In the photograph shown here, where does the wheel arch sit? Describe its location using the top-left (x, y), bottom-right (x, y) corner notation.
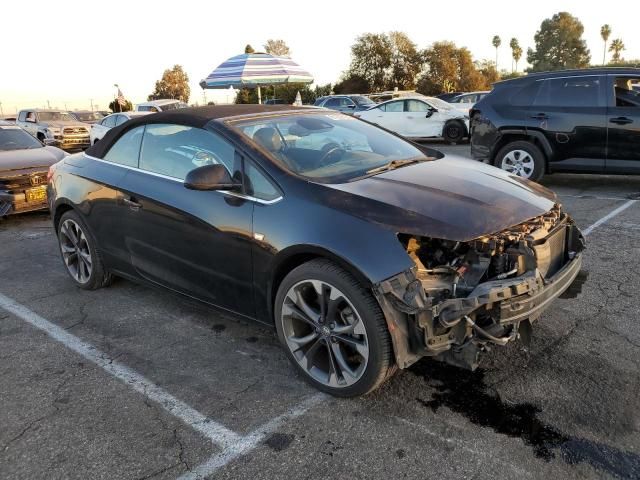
top-left (268, 245), bottom-right (373, 320)
top-left (52, 201), bottom-right (75, 233)
top-left (492, 129), bottom-right (552, 171)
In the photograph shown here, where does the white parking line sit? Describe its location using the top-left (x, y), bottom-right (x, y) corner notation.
top-left (0, 290), bottom-right (325, 477)
top-left (582, 199), bottom-right (637, 236)
top-left (0, 292), bottom-right (242, 448)
top-left (178, 393), bottom-right (326, 480)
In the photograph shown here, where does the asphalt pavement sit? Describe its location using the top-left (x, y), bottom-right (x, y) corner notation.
top-left (1, 143), bottom-right (639, 480)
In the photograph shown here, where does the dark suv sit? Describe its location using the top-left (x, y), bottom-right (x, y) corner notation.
top-left (470, 68), bottom-right (640, 181)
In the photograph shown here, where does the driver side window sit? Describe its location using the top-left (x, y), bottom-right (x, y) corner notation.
top-left (139, 124), bottom-right (236, 180)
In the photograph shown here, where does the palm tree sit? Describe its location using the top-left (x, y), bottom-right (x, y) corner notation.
top-left (513, 46), bottom-right (523, 72)
top-left (609, 38), bottom-right (625, 63)
top-left (509, 38), bottom-right (520, 72)
top-left (600, 24), bottom-right (612, 65)
top-left (492, 35), bottom-right (502, 70)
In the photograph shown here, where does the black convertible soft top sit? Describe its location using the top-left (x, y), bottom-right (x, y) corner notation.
top-left (86, 104), bottom-right (312, 159)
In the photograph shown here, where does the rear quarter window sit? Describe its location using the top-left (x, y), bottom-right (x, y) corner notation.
top-left (509, 81), bottom-right (542, 106)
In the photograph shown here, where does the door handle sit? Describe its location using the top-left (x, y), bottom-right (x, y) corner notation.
top-left (123, 197), bottom-right (142, 210)
top-left (610, 116), bottom-right (633, 125)
top-left (530, 113), bottom-right (549, 120)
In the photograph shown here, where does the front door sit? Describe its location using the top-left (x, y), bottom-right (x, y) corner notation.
top-left (605, 75), bottom-right (640, 173)
top-left (119, 123), bottom-right (255, 317)
top-left (404, 99), bottom-right (442, 137)
top-left (526, 74), bottom-right (607, 172)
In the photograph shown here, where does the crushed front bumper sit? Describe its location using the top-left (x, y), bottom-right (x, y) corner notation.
top-left (374, 223), bottom-right (585, 370)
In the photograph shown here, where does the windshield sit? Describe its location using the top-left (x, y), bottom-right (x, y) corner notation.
top-left (352, 96), bottom-right (375, 106)
top-left (74, 112), bottom-right (103, 121)
top-left (37, 112), bottom-right (75, 122)
top-left (232, 112), bottom-right (430, 183)
top-left (0, 126), bottom-right (42, 151)
top-left (424, 97), bottom-right (453, 110)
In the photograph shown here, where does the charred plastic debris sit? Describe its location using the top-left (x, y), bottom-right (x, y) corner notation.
top-left (374, 204), bottom-right (585, 370)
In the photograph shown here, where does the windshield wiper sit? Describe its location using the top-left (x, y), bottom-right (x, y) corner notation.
top-left (366, 158), bottom-right (421, 175)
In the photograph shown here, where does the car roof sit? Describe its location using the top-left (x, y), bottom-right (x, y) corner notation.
top-left (19, 108), bottom-right (71, 113)
top-left (495, 67), bottom-right (640, 85)
top-left (86, 105), bottom-right (317, 159)
top-left (137, 99), bottom-right (183, 107)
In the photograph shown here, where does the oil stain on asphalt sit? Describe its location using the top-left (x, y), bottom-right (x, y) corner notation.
top-left (411, 361), bottom-right (640, 479)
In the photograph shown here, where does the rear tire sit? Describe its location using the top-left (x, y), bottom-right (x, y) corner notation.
top-left (443, 120), bottom-right (466, 144)
top-left (274, 259), bottom-right (395, 397)
top-left (57, 210), bottom-right (112, 290)
top-left (494, 140), bottom-right (545, 182)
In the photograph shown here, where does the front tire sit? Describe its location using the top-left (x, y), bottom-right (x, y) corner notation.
top-left (494, 141), bottom-right (545, 181)
top-left (443, 120), bottom-right (466, 144)
top-left (57, 210), bottom-right (112, 290)
top-left (275, 259), bottom-right (395, 397)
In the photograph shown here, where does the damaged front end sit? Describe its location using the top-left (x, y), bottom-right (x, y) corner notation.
top-left (374, 204), bottom-right (585, 370)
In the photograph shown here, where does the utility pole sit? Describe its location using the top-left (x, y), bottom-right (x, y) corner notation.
top-left (64, 103), bottom-right (68, 111)
top-left (90, 99), bottom-right (94, 112)
top-left (47, 100), bottom-right (51, 109)
top-left (0, 102), bottom-right (3, 116)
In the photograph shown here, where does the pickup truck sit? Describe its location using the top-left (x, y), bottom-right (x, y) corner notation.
top-left (16, 109), bottom-right (91, 151)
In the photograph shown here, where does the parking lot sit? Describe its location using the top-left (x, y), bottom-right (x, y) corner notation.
top-left (1, 143), bottom-right (639, 480)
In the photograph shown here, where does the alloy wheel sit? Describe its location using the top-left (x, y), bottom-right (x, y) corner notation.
top-left (59, 219), bottom-right (93, 284)
top-left (280, 280), bottom-right (369, 388)
top-left (500, 149), bottom-right (535, 178)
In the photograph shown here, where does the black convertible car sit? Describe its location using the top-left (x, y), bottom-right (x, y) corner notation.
top-left (47, 105), bottom-right (584, 396)
top-left (1, 121), bottom-right (66, 216)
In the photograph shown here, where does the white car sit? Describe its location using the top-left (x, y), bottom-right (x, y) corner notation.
top-left (356, 96), bottom-right (470, 143)
top-left (90, 112), bottom-right (150, 145)
top-left (135, 99), bottom-right (188, 112)
top-left (447, 91), bottom-right (490, 113)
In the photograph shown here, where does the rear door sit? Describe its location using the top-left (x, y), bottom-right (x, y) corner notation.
top-left (605, 75), bottom-right (640, 173)
top-left (528, 75), bottom-right (607, 172)
top-left (118, 123), bottom-right (255, 317)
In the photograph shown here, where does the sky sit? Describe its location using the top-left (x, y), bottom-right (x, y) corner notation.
top-left (1, 0), bottom-right (638, 114)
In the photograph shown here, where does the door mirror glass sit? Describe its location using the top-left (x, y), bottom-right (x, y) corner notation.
top-left (184, 164), bottom-right (241, 191)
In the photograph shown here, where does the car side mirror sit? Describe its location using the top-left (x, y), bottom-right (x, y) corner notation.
top-left (184, 164), bottom-right (241, 191)
top-left (425, 110), bottom-right (434, 118)
top-left (346, 104), bottom-right (356, 109)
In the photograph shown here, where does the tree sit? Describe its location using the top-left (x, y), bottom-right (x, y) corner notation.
top-left (527, 12), bottom-right (590, 72)
top-left (333, 74), bottom-right (370, 94)
top-left (108, 98), bottom-right (132, 112)
top-left (477, 60), bottom-right (500, 86)
top-left (264, 39), bottom-right (291, 57)
top-left (509, 38), bottom-right (522, 72)
top-left (416, 41), bottom-right (487, 95)
top-left (387, 31), bottom-right (422, 90)
top-left (492, 35), bottom-right (502, 70)
top-left (609, 38), bottom-right (625, 63)
top-left (148, 65), bottom-right (190, 103)
top-left (347, 33), bottom-right (392, 91)
top-left (600, 24), bottom-right (612, 65)
top-left (244, 44), bottom-right (255, 54)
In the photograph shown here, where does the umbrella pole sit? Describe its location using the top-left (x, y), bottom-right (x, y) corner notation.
top-left (257, 86), bottom-right (262, 105)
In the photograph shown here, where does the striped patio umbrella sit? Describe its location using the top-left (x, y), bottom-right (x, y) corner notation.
top-left (200, 53), bottom-right (314, 103)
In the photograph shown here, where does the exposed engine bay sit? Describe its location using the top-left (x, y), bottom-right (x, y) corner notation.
top-left (374, 204), bottom-right (585, 370)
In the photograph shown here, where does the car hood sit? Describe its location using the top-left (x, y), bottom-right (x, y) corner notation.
top-left (323, 156), bottom-right (557, 241)
top-left (0, 146), bottom-right (66, 174)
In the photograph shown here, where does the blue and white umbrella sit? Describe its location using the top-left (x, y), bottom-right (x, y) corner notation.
top-left (200, 53), bottom-right (313, 103)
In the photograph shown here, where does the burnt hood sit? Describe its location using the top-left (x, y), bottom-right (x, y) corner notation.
top-left (324, 156), bottom-right (557, 241)
top-left (0, 146), bottom-right (66, 174)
